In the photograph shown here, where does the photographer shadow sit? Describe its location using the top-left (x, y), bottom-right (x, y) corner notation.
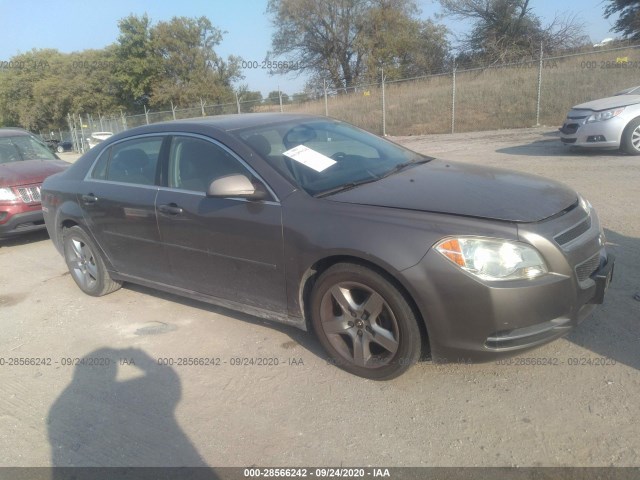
top-left (47, 347), bottom-right (215, 472)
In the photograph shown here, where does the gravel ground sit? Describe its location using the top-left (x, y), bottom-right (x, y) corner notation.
top-left (0, 129), bottom-right (638, 468)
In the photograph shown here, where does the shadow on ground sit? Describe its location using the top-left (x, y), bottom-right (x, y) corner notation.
top-left (496, 134), bottom-right (628, 158)
top-left (47, 347), bottom-right (217, 473)
top-left (123, 282), bottom-right (331, 363)
top-left (566, 228), bottom-right (640, 371)
top-left (0, 229), bottom-right (49, 248)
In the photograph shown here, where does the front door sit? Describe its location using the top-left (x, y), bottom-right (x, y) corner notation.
top-left (155, 135), bottom-right (287, 314)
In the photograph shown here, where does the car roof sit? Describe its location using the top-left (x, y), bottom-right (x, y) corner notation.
top-left (126, 113), bottom-right (329, 135)
top-left (0, 128), bottom-right (31, 138)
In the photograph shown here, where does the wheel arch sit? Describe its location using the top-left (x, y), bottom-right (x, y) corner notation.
top-left (298, 254), bottom-right (430, 353)
top-left (621, 115), bottom-right (640, 153)
top-left (57, 212), bottom-right (115, 272)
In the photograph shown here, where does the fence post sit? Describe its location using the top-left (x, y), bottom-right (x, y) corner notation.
top-left (171, 101), bottom-right (177, 120)
top-left (323, 79), bottom-right (328, 116)
top-left (120, 110), bottom-right (127, 131)
top-left (451, 65), bottom-right (456, 134)
top-left (78, 114), bottom-right (86, 153)
top-left (66, 114), bottom-right (75, 152)
top-left (536, 41), bottom-right (543, 127)
top-left (235, 93), bottom-right (241, 114)
top-left (381, 68), bottom-right (386, 136)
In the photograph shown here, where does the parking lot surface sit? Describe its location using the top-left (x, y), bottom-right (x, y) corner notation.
top-left (0, 129), bottom-right (638, 467)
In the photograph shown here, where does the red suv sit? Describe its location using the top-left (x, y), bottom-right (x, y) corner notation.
top-left (0, 128), bottom-right (69, 238)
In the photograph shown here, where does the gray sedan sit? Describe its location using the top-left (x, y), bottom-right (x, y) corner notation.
top-left (41, 114), bottom-right (614, 379)
top-left (560, 86), bottom-right (640, 154)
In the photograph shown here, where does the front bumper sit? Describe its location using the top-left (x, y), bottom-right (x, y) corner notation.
top-left (400, 208), bottom-right (613, 363)
top-left (559, 116), bottom-right (625, 148)
top-left (0, 208), bottom-right (46, 237)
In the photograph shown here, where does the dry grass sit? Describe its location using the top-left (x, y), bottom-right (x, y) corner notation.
top-left (277, 46), bottom-right (640, 135)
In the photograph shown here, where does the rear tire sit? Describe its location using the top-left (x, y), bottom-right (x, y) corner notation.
top-left (310, 263), bottom-right (421, 380)
top-left (62, 226), bottom-right (121, 296)
top-left (620, 117), bottom-right (640, 155)
top-left (56, 145), bottom-right (64, 153)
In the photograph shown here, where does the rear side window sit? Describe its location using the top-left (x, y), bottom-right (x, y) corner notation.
top-left (168, 136), bottom-right (250, 192)
top-left (96, 137), bottom-right (163, 185)
top-left (91, 148), bottom-right (110, 180)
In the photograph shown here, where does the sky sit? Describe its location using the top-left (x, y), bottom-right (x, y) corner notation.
top-left (0, 0), bottom-right (621, 98)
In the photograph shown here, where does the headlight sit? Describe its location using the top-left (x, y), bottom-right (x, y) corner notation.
top-left (0, 188), bottom-right (17, 201)
top-left (435, 237), bottom-right (548, 281)
top-left (578, 194), bottom-right (591, 215)
top-left (586, 107), bottom-right (625, 123)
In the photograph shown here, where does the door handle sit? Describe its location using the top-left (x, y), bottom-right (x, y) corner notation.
top-left (81, 194), bottom-right (98, 204)
top-left (158, 203), bottom-right (183, 215)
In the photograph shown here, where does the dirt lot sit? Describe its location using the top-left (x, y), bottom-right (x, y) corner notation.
top-left (0, 128), bottom-right (638, 467)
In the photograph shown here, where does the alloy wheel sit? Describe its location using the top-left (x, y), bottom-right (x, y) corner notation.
top-left (319, 281), bottom-right (400, 368)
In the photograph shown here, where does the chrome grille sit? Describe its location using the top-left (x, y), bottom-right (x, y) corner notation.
top-left (575, 252), bottom-right (601, 283)
top-left (16, 185), bottom-right (42, 204)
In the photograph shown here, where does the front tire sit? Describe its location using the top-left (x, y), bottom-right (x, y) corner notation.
top-left (310, 263), bottom-right (422, 380)
top-left (62, 226), bottom-right (121, 296)
top-left (620, 117), bottom-right (640, 155)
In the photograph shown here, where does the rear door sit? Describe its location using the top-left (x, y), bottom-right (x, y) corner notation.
top-left (155, 134), bottom-right (287, 314)
top-left (80, 135), bottom-right (171, 282)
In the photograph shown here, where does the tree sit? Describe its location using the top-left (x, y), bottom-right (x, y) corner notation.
top-left (112, 14), bottom-right (243, 111)
top-left (360, 2), bottom-right (450, 80)
top-left (291, 92), bottom-right (310, 103)
top-left (113, 14), bottom-right (160, 110)
top-left (267, 0), bottom-right (449, 89)
top-left (438, 0), bottom-right (587, 65)
top-left (0, 48), bottom-right (120, 130)
top-left (236, 85), bottom-right (263, 111)
top-left (150, 16), bottom-right (241, 107)
top-left (267, 90), bottom-right (290, 104)
top-left (605, 0), bottom-right (640, 40)
top-left (0, 14), bottom-right (243, 130)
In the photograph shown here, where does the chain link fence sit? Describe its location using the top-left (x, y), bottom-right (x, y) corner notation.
top-left (62, 43), bottom-right (640, 152)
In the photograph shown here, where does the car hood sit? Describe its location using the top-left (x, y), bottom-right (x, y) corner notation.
top-left (328, 160), bottom-right (577, 223)
top-left (0, 159), bottom-right (69, 188)
top-left (571, 94), bottom-right (640, 111)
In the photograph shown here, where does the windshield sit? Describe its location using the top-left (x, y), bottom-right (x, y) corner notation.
top-left (0, 134), bottom-right (57, 164)
top-left (237, 119), bottom-right (431, 196)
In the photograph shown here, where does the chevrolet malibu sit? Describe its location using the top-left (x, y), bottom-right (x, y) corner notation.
top-left (42, 114), bottom-right (614, 379)
top-left (560, 86), bottom-right (640, 153)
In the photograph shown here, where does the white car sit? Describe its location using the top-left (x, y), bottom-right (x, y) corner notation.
top-left (560, 86), bottom-right (640, 154)
top-left (87, 131), bottom-right (114, 149)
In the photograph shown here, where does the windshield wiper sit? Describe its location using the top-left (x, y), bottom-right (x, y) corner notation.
top-left (314, 157), bottom-right (432, 198)
top-left (314, 176), bottom-right (382, 198)
top-left (380, 157), bottom-right (432, 179)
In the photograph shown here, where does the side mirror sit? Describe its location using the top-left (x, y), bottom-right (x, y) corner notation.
top-left (206, 174), bottom-right (269, 201)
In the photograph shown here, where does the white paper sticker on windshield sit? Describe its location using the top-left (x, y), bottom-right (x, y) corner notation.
top-left (282, 145), bottom-right (336, 172)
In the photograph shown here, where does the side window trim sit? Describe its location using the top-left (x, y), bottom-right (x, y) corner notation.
top-left (164, 132), bottom-right (280, 203)
top-left (84, 133), bottom-right (165, 186)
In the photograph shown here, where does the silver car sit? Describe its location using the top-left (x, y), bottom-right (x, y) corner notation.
top-left (560, 86), bottom-right (640, 154)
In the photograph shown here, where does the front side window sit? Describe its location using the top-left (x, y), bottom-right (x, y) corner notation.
top-left (102, 137), bottom-right (163, 185)
top-left (168, 136), bottom-right (250, 193)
